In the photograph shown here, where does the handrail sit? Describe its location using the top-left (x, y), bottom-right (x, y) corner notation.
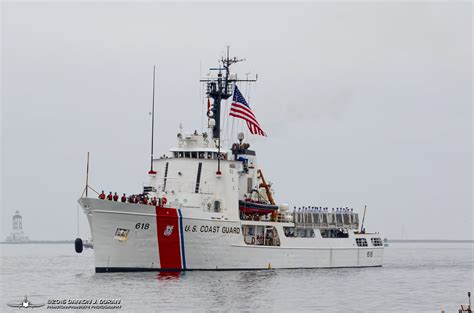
top-left (292, 212), bottom-right (359, 230)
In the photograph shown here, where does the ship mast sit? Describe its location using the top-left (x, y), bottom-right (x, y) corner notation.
top-left (200, 47), bottom-right (257, 174)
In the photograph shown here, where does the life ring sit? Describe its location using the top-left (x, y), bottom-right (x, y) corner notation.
top-left (251, 237), bottom-right (256, 245)
top-left (162, 197), bottom-right (167, 205)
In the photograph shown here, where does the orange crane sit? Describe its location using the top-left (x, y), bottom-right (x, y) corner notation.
top-left (257, 169), bottom-right (275, 205)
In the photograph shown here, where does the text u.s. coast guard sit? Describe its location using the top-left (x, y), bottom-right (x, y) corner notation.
top-left (184, 225), bottom-right (240, 234)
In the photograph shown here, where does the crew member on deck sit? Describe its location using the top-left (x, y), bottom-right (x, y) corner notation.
top-left (113, 192), bottom-right (119, 201)
top-left (107, 192), bottom-right (113, 201)
top-left (99, 191), bottom-right (106, 200)
top-left (121, 193), bottom-right (127, 202)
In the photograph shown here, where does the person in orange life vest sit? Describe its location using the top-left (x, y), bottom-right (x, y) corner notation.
top-left (121, 193), bottom-right (127, 202)
top-left (113, 192), bottom-right (119, 201)
top-left (151, 197), bottom-right (157, 206)
top-left (99, 190), bottom-right (106, 200)
top-left (107, 192), bottom-right (113, 201)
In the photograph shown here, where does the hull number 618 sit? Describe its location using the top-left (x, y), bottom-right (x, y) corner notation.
top-left (135, 223), bottom-right (150, 230)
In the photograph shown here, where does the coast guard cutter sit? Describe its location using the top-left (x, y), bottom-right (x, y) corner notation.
top-left (77, 49), bottom-right (384, 272)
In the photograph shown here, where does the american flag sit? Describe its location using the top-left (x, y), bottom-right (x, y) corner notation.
top-left (229, 86), bottom-right (266, 136)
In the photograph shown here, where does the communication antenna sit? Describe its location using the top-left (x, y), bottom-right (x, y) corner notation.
top-left (149, 66), bottom-right (157, 174)
top-left (200, 46), bottom-right (257, 175)
top-left (80, 152), bottom-right (99, 198)
top-left (360, 205), bottom-right (367, 233)
top-left (85, 152), bottom-right (90, 197)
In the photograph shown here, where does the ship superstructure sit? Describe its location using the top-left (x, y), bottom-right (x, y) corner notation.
top-left (77, 50), bottom-right (384, 272)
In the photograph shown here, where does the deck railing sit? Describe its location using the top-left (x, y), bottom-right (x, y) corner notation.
top-left (292, 212), bottom-right (359, 229)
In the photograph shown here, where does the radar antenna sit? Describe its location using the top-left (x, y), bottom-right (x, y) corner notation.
top-left (200, 46), bottom-right (257, 174)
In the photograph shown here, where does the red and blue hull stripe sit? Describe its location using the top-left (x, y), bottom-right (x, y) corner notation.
top-left (155, 207), bottom-right (186, 271)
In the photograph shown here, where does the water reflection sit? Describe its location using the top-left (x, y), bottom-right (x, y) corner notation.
top-left (3, 243), bottom-right (470, 312)
top-left (237, 269), bottom-right (278, 284)
top-left (156, 271), bottom-right (184, 280)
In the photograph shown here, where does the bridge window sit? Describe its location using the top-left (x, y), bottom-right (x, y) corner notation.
top-left (356, 238), bottom-right (368, 247)
top-left (176, 151), bottom-right (214, 159)
top-left (371, 237), bottom-right (383, 246)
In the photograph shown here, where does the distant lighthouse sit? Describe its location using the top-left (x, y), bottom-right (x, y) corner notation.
top-left (5, 210), bottom-right (29, 242)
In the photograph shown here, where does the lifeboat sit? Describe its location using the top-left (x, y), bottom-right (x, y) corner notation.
top-left (239, 200), bottom-right (279, 215)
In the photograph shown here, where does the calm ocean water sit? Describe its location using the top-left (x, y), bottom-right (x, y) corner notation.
top-left (0, 243), bottom-right (472, 312)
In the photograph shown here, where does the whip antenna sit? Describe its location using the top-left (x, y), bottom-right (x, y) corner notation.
top-left (149, 66), bottom-right (157, 174)
top-left (85, 152), bottom-right (90, 197)
top-left (360, 205), bottom-right (367, 233)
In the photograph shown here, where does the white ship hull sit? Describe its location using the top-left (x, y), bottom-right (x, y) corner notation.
top-left (79, 198), bottom-right (383, 272)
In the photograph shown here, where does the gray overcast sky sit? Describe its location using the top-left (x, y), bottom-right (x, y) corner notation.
top-left (1, 2), bottom-right (472, 240)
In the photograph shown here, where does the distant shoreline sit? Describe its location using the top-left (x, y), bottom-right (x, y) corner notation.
top-left (387, 239), bottom-right (473, 243)
top-left (1, 239), bottom-right (472, 244)
top-left (0, 240), bottom-right (74, 244)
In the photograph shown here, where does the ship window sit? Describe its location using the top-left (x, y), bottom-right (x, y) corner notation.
top-left (356, 238), bottom-right (368, 247)
top-left (173, 152), bottom-right (179, 158)
top-left (284, 227), bottom-right (296, 237)
top-left (371, 237), bottom-right (383, 247)
top-left (284, 227), bottom-right (314, 238)
top-left (185, 152), bottom-right (190, 158)
top-left (297, 228), bottom-right (315, 238)
top-left (191, 152), bottom-right (197, 159)
top-left (199, 152), bottom-right (204, 159)
top-left (207, 152), bottom-right (212, 159)
top-left (320, 229), bottom-right (349, 238)
top-left (213, 200), bottom-right (221, 213)
top-left (243, 225), bottom-right (280, 246)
